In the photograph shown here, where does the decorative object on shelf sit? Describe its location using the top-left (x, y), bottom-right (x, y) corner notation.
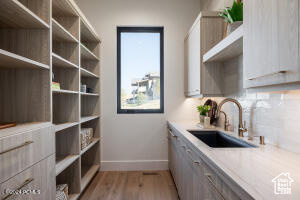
top-left (81, 84), bottom-right (87, 93)
top-left (56, 184), bottom-right (68, 200)
top-left (197, 105), bottom-right (211, 126)
top-left (204, 116), bottom-right (211, 129)
top-left (52, 82), bottom-right (61, 90)
top-left (87, 88), bottom-right (93, 93)
top-left (204, 99), bottom-right (218, 124)
top-left (80, 128), bottom-right (94, 150)
top-left (0, 122), bottom-right (16, 129)
top-left (219, 0), bottom-right (243, 37)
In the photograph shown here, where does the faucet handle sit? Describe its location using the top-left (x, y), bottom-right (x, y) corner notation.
top-left (241, 121), bottom-right (248, 132)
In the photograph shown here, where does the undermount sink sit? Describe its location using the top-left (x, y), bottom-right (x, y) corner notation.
top-left (188, 130), bottom-right (257, 148)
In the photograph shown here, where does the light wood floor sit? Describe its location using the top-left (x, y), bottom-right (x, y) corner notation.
top-left (80, 171), bottom-right (179, 200)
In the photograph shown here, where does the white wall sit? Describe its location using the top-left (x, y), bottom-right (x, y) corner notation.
top-left (75, 0), bottom-right (201, 170)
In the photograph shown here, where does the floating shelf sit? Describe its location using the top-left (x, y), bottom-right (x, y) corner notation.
top-left (80, 116), bottom-right (99, 123)
top-left (52, 19), bottom-right (78, 43)
top-left (80, 44), bottom-right (99, 61)
top-left (80, 68), bottom-right (99, 78)
top-left (0, 49), bottom-right (50, 70)
top-left (52, 53), bottom-right (79, 69)
top-left (81, 164), bottom-right (100, 192)
top-left (80, 92), bottom-right (99, 97)
top-left (55, 122), bottom-right (79, 132)
top-left (203, 25), bottom-right (243, 63)
top-left (80, 138), bottom-right (100, 155)
top-left (55, 155), bottom-right (79, 176)
top-left (53, 89), bottom-right (79, 94)
top-left (0, 0), bottom-right (49, 29)
top-left (52, 0), bottom-right (78, 17)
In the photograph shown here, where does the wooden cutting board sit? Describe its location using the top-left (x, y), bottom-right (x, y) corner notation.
top-left (0, 123), bottom-right (16, 129)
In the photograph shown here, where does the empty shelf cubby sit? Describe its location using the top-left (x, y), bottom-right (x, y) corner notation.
top-left (53, 93), bottom-right (79, 124)
top-left (0, 69), bottom-right (51, 123)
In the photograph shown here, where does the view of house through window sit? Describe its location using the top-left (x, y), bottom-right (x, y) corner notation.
top-left (117, 27), bottom-right (164, 113)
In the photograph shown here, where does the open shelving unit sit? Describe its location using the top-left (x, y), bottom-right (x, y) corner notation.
top-left (203, 24), bottom-right (243, 63)
top-left (0, 0), bottom-right (50, 29)
top-left (0, 0), bottom-right (101, 199)
top-left (0, 0), bottom-right (51, 136)
top-left (51, 0), bottom-right (101, 199)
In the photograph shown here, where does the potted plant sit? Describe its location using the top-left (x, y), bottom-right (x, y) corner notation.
top-left (219, 0), bottom-right (243, 37)
top-left (197, 105), bottom-right (211, 126)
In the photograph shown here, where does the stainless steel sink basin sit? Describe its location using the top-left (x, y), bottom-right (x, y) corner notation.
top-left (188, 131), bottom-right (257, 148)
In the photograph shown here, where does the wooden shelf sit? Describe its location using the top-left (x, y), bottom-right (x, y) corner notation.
top-left (81, 164), bottom-right (100, 192)
top-left (0, 49), bottom-right (50, 70)
top-left (53, 89), bottom-right (79, 94)
top-left (80, 68), bottom-right (99, 78)
top-left (80, 116), bottom-right (99, 123)
top-left (80, 138), bottom-right (100, 155)
top-left (80, 92), bottom-right (99, 97)
top-left (55, 122), bottom-right (79, 132)
top-left (0, 0), bottom-right (49, 29)
top-left (52, 0), bottom-right (78, 17)
top-left (52, 53), bottom-right (79, 69)
top-left (55, 155), bottom-right (80, 176)
top-left (80, 20), bottom-right (101, 43)
top-left (203, 25), bottom-right (243, 63)
top-left (52, 19), bottom-right (78, 43)
top-left (80, 44), bottom-right (99, 61)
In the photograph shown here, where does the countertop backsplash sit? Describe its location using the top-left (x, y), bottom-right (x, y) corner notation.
top-left (199, 55), bottom-right (300, 154)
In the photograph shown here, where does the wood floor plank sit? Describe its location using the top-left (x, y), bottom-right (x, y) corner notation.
top-left (80, 172), bottom-right (104, 200)
top-left (79, 171), bottom-right (178, 200)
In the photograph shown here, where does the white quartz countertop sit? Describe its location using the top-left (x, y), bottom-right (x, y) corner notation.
top-left (168, 121), bottom-right (300, 200)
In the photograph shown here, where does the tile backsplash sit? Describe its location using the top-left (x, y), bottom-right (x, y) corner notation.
top-left (200, 55), bottom-right (300, 154)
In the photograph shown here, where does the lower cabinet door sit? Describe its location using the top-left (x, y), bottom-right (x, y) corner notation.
top-left (0, 155), bottom-right (55, 200)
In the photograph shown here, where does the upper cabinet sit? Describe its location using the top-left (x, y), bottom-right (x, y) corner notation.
top-left (185, 12), bottom-right (225, 97)
top-left (243, 0), bottom-right (300, 88)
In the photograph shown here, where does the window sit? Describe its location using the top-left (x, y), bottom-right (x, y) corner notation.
top-left (117, 27), bottom-right (164, 114)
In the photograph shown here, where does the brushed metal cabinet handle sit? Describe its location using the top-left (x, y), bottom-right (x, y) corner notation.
top-left (3, 178), bottom-right (34, 200)
top-left (168, 129), bottom-right (177, 138)
top-left (0, 141), bottom-right (34, 155)
top-left (205, 173), bottom-right (226, 200)
top-left (248, 70), bottom-right (287, 80)
top-left (186, 149), bottom-right (200, 164)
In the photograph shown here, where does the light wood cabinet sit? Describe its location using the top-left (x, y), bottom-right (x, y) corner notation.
top-left (184, 12), bottom-right (225, 97)
top-left (243, 0), bottom-right (300, 88)
top-left (0, 155), bottom-right (55, 200)
top-left (0, 125), bottom-right (55, 183)
top-left (168, 127), bottom-right (253, 200)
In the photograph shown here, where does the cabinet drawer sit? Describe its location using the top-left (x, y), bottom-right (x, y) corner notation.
top-left (202, 161), bottom-right (241, 200)
top-left (0, 155), bottom-right (55, 200)
top-left (0, 126), bottom-right (55, 183)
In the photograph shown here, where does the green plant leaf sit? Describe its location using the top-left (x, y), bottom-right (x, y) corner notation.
top-left (219, 0), bottom-right (243, 23)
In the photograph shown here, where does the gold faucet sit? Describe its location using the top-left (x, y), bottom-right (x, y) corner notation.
top-left (216, 98), bottom-right (247, 137)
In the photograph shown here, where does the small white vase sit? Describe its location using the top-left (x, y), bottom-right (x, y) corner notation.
top-left (199, 115), bottom-right (205, 126)
top-left (227, 21), bottom-right (243, 36)
top-left (204, 117), bottom-right (211, 129)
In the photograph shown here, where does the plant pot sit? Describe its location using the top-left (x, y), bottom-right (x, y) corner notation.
top-left (199, 115), bottom-right (205, 126)
top-left (226, 21), bottom-right (243, 36)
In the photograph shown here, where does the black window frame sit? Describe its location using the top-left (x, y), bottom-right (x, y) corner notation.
top-left (117, 26), bottom-right (164, 114)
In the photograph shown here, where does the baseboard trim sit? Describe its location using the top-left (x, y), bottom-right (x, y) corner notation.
top-left (100, 160), bottom-right (168, 171)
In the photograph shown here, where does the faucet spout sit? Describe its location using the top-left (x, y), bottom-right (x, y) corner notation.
top-left (216, 98), bottom-right (246, 137)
